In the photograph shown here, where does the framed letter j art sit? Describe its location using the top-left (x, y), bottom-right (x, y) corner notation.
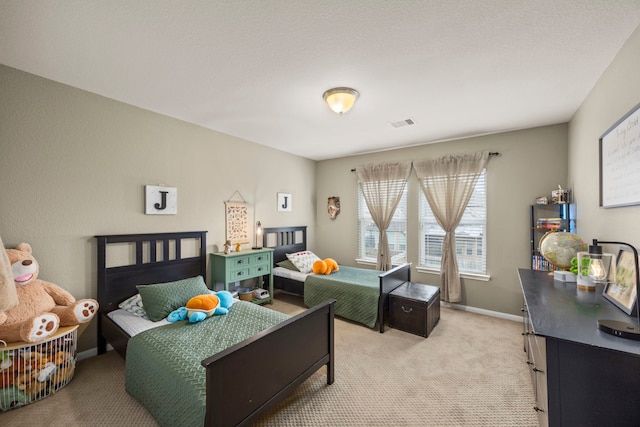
top-left (278, 193), bottom-right (292, 212)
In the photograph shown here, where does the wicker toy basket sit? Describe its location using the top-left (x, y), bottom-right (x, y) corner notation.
top-left (0, 325), bottom-right (78, 411)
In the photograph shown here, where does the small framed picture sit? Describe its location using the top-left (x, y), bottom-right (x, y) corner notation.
top-left (603, 247), bottom-right (638, 316)
top-left (145, 185), bottom-right (177, 215)
top-left (278, 193), bottom-right (292, 212)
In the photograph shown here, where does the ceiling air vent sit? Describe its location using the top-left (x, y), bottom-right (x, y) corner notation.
top-left (390, 118), bottom-right (415, 128)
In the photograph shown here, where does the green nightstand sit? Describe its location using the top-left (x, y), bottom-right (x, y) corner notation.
top-left (210, 248), bottom-right (273, 304)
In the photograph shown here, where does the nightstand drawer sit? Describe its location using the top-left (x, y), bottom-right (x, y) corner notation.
top-left (230, 257), bottom-right (250, 268)
top-left (389, 282), bottom-right (440, 338)
top-left (250, 253), bottom-right (270, 265)
top-left (229, 267), bottom-right (251, 280)
top-left (251, 264), bottom-right (270, 276)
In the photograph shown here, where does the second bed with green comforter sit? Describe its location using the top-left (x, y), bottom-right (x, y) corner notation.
top-left (303, 265), bottom-right (383, 328)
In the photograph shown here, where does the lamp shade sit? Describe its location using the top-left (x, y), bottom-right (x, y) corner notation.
top-left (323, 87), bottom-right (359, 114)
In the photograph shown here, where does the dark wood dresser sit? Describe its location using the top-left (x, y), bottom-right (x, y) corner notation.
top-left (518, 268), bottom-right (640, 427)
top-left (389, 282), bottom-right (440, 337)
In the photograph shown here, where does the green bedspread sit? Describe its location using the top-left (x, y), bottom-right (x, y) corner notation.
top-left (125, 301), bottom-right (289, 427)
top-left (304, 265), bottom-right (382, 328)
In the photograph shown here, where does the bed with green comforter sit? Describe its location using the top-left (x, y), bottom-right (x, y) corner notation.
top-left (125, 301), bottom-right (289, 427)
top-left (303, 266), bottom-right (383, 328)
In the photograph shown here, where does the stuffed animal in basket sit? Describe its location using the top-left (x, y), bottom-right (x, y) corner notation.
top-left (167, 291), bottom-right (234, 323)
top-left (0, 243), bottom-right (98, 343)
top-left (312, 258), bottom-right (340, 275)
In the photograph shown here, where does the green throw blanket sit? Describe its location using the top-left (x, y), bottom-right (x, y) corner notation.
top-left (125, 301), bottom-right (289, 427)
top-left (304, 265), bottom-right (382, 328)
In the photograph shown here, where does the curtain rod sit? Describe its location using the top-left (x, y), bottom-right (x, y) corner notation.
top-left (350, 151), bottom-right (500, 172)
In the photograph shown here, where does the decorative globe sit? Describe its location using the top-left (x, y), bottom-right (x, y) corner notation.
top-left (539, 232), bottom-right (587, 270)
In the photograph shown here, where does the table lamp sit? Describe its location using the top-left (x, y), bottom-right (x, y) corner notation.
top-left (576, 244), bottom-right (614, 291)
top-left (252, 221), bottom-right (263, 250)
top-left (591, 239), bottom-right (640, 341)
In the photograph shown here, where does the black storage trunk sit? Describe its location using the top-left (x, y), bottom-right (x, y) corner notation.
top-left (389, 282), bottom-right (440, 337)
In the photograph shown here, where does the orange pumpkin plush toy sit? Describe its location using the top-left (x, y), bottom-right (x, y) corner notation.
top-left (0, 243), bottom-right (98, 343)
top-left (324, 258), bottom-right (339, 274)
top-left (312, 258), bottom-right (339, 275)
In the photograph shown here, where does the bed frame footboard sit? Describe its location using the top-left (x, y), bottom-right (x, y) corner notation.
top-left (202, 299), bottom-right (336, 427)
top-left (378, 263), bottom-right (411, 333)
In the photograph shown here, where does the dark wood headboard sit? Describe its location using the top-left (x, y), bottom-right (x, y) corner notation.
top-left (95, 231), bottom-right (207, 313)
top-left (262, 226), bottom-right (307, 265)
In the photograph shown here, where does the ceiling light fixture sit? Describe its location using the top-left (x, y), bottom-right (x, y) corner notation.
top-left (323, 87), bottom-right (359, 114)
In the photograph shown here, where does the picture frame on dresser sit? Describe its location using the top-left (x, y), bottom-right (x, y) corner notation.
top-left (603, 247), bottom-right (638, 316)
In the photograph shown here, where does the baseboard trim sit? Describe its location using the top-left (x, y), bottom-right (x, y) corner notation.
top-left (78, 344), bottom-right (113, 361)
top-left (442, 302), bottom-right (523, 323)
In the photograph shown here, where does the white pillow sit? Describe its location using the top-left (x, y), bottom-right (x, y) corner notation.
top-left (286, 251), bottom-right (321, 274)
top-left (118, 294), bottom-right (149, 320)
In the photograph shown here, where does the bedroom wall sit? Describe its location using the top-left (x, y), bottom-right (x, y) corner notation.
top-left (0, 65), bottom-right (317, 352)
top-left (315, 124), bottom-right (568, 317)
top-left (568, 25), bottom-right (640, 249)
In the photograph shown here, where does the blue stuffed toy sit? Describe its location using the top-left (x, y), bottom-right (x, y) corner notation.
top-left (167, 290), bottom-right (234, 323)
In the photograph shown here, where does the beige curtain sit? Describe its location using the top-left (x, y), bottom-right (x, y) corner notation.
top-left (356, 161), bottom-right (411, 271)
top-left (414, 151), bottom-right (490, 302)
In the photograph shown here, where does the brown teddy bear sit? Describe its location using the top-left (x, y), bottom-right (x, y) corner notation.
top-left (0, 243), bottom-right (98, 343)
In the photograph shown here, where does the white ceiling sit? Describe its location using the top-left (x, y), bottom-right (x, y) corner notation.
top-left (2, 1), bottom-right (640, 161)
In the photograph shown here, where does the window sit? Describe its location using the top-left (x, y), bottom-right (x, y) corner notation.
top-left (419, 171), bottom-right (486, 274)
top-left (358, 186), bottom-right (407, 264)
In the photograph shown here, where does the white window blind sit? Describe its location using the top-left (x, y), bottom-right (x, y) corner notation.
top-left (418, 170), bottom-right (487, 274)
top-left (358, 185), bottom-right (407, 264)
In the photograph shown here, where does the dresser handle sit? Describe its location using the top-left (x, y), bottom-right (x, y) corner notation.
top-left (257, 267), bottom-right (263, 272)
top-left (533, 367), bottom-right (544, 374)
top-left (401, 306), bottom-right (413, 313)
top-left (534, 407), bottom-right (545, 413)
top-left (236, 271), bottom-right (245, 277)
top-left (257, 256), bottom-right (263, 261)
top-left (236, 259), bottom-right (245, 265)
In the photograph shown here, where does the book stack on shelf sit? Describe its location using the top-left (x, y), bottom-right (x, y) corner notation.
top-left (536, 218), bottom-right (562, 230)
top-left (532, 255), bottom-right (554, 271)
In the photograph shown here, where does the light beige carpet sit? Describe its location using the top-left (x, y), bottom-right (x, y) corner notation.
top-left (1, 292), bottom-right (538, 426)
